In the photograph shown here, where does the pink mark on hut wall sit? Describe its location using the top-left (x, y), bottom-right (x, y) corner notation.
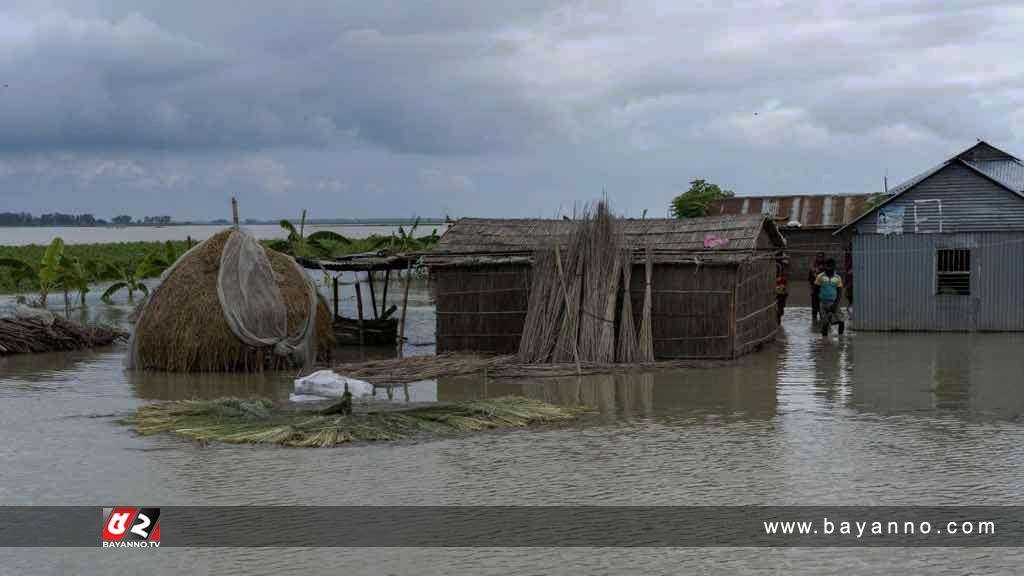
top-left (703, 234), bottom-right (730, 249)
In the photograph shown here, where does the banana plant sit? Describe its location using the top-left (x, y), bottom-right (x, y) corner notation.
top-left (101, 257), bottom-right (156, 303)
top-left (152, 240), bottom-right (179, 269)
top-left (143, 240), bottom-right (180, 275)
top-left (0, 237), bottom-right (68, 307)
top-left (37, 238), bottom-right (65, 307)
top-left (372, 217), bottom-right (439, 252)
top-left (58, 254), bottom-right (91, 309)
top-left (274, 210), bottom-right (350, 257)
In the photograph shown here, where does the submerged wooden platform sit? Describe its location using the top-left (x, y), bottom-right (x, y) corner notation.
top-left (334, 316), bottom-right (398, 346)
top-left (299, 250), bottom-right (417, 351)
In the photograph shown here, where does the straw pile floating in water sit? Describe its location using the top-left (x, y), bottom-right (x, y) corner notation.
top-left (120, 396), bottom-right (581, 447)
top-left (329, 352), bottom-right (720, 385)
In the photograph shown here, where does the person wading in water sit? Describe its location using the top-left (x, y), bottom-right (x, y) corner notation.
top-left (775, 252), bottom-right (789, 324)
top-left (808, 251), bottom-right (826, 323)
top-left (814, 257), bottom-right (845, 337)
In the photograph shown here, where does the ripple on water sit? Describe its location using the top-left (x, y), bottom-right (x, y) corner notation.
top-left (2, 303), bottom-right (1024, 573)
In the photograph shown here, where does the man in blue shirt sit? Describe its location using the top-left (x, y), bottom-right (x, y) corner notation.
top-left (814, 258), bottom-right (845, 335)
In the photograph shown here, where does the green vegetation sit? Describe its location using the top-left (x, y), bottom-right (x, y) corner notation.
top-left (267, 210), bottom-right (352, 257)
top-left (100, 240), bottom-right (182, 302)
top-left (0, 240), bottom-right (190, 296)
top-left (369, 217), bottom-right (440, 252)
top-left (119, 396), bottom-right (581, 447)
top-left (267, 211), bottom-right (439, 257)
top-left (0, 228), bottom-right (442, 295)
top-left (0, 238), bottom-right (102, 307)
top-left (670, 179), bottom-right (735, 218)
top-left (864, 191), bottom-right (891, 212)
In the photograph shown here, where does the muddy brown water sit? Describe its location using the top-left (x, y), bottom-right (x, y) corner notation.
top-left (2, 285), bottom-right (1024, 574)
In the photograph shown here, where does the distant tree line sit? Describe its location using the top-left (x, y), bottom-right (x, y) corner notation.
top-left (0, 212), bottom-right (173, 227)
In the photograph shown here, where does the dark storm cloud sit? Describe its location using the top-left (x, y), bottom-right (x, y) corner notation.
top-left (0, 1), bottom-right (1023, 219)
top-left (0, 2), bottom-right (559, 154)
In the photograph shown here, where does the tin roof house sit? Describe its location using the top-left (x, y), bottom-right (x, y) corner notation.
top-left (709, 193), bottom-right (876, 305)
top-left (837, 141), bottom-right (1024, 330)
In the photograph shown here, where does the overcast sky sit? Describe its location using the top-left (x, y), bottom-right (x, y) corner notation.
top-left (1, 1), bottom-right (1022, 220)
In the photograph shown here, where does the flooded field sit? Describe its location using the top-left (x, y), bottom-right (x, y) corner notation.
top-left (0, 223), bottom-right (449, 246)
top-left (2, 291), bottom-right (1023, 573)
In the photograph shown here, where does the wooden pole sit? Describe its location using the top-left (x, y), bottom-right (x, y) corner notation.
top-left (354, 277), bottom-right (366, 357)
top-left (381, 269), bottom-right (391, 317)
top-left (554, 245), bottom-right (582, 375)
top-left (332, 275), bottom-right (339, 320)
top-left (367, 271), bottom-right (379, 319)
top-left (397, 261), bottom-right (412, 358)
top-left (231, 197), bottom-right (239, 227)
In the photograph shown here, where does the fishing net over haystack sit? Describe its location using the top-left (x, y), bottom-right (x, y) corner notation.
top-left (128, 228), bottom-right (333, 372)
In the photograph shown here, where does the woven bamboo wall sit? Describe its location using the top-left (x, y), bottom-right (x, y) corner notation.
top-left (627, 262), bottom-right (738, 359)
top-left (433, 263), bottom-right (531, 353)
top-left (434, 258), bottom-right (777, 359)
top-left (733, 258), bottom-right (778, 357)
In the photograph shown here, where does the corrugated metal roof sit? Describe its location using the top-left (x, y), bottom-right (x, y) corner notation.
top-left (421, 214), bottom-right (785, 265)
top-left (708, 194), bottom-right (874, 228)
top-left (964, 158), bottom-right (1024, 192)
top-left (887, 163), bottom-right (946, 195)
top-left (883, 141), bottom-right (1024, 196)
top-left (837, 141), bottom-right (1024, 235)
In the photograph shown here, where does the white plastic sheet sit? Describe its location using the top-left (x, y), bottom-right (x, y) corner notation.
top-left (292, 370), bottom-right (375, 401)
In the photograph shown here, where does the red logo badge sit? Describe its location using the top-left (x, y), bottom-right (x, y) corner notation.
top-left (102, 508), bottom-right (161, 547)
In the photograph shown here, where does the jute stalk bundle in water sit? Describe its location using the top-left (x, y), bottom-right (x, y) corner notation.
top-left (616, 248), bottom-right (637, 363)
top-left (518, 248), bottom-right (563, 363)
top-left (595, 250), bottom-right (622, 363)
top-left (552, 228), bottom-right (585, 364)
top-left (577, 202), bottom-right (620, 363)
top-left (637, 246), bottom-right (655, 362)
top-left (517, 200), bottom-right (655, 365)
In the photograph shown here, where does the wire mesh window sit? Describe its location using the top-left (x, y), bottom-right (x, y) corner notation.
top-left (936, 249), bottom-right (970, 296)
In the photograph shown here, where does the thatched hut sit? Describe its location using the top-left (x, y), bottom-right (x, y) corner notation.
top-left (420, 214), bottom-right (785, 360)
top-left (130, 229), bottom-right (334, 372)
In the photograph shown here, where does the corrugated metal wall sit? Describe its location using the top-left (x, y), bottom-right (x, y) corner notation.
top-left (862, 162), bottom-right (1024, 234)
top-left (854, 233), bottom-right (1024, 331)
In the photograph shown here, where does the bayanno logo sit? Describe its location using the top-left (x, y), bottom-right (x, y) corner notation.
top-left (101, 507), bottom-right (161, 548)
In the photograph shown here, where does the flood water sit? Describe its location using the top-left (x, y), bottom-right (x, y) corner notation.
top-left (2, 291), bottom-right (1024, 573)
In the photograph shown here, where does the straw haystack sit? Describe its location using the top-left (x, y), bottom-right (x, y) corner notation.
top-left (130, 229), bottom-right (333, 372)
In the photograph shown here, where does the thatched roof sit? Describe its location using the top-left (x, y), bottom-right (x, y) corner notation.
top-left (421, 214), bottom-right (785, 266)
